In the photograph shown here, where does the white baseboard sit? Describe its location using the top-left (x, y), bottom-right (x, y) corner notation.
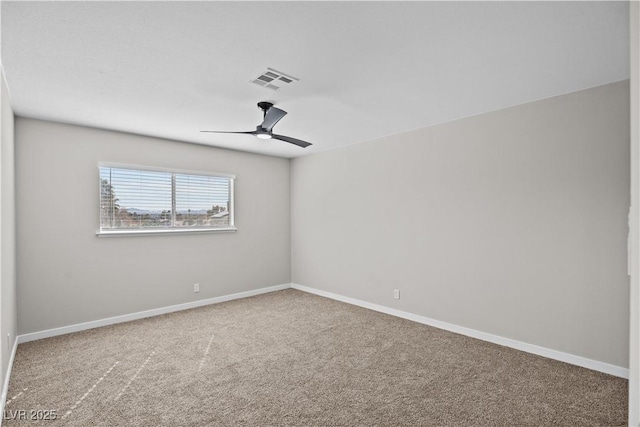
top-left (17, 283), bottom-right (291, 344)
top-left (290, 283), bottom-right (629, 379)
top-left (14, 282), bottom-right (629, 380)
top-left (1, 335), bottom-right (18, 425)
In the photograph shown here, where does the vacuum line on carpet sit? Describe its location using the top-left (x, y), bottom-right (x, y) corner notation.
top-left (62, 361), bottom-right (119, 419)
top-left (199, 335), bottom-right (215, 372)
top-left (5, 388), bottom-right (28, 406)
top-left (115, 351), bottom-right (155, 401)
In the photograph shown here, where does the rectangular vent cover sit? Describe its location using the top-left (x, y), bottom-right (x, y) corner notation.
top-left (250, 68), bottom-right (299, 91)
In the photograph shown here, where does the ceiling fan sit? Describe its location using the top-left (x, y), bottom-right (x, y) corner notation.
top-left (201, 102), bottom-right (312, 148)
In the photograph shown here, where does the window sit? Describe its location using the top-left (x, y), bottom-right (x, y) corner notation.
top-left (98, 164), bottom-right (235, 235)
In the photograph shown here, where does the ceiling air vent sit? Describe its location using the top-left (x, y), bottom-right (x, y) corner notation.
top-left (250, 68), bottom-right (299, 91)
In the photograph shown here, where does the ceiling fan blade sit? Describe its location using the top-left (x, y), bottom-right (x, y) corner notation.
top-left (200, 130), bottom-right (257, 135)
top-left (261, 107), bottom-right (287, 131)
top-left (272, 134), bottom-right (312, 148)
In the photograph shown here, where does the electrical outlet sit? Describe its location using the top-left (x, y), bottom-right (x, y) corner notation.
top-left (194, 283), bottom-right (200, 293)
top-left (393, 289), bottom-right (400, 300)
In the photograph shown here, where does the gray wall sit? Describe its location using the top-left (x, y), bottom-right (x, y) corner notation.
top-left (16, 118), bottom-right (291, 334)
top-left (291, 81), bottom-right (630, 368)
top-left (1, 68), bottom-right (17, 393)
top-left (629, 3), bottom-right (639, 422)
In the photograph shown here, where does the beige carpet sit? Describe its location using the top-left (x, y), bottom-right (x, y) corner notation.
top-left (3, 289), bottom-right (627, 426)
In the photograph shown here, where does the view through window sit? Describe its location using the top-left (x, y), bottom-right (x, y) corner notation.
top-left (99, 165), bottom-right (234, 232)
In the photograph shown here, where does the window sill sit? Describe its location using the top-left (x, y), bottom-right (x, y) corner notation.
top-left (96, 227), bottom-right (237, 237)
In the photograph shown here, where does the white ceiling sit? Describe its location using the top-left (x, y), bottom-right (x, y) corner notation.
top-left (1, 1), bottom-right (629, 158)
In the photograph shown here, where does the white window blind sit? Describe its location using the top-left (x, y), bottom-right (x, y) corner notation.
top-left (99, 165), bottom-right (234, 233)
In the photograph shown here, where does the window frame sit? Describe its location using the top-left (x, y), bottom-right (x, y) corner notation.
top-left (97, 162), bottom-right (236, 236)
